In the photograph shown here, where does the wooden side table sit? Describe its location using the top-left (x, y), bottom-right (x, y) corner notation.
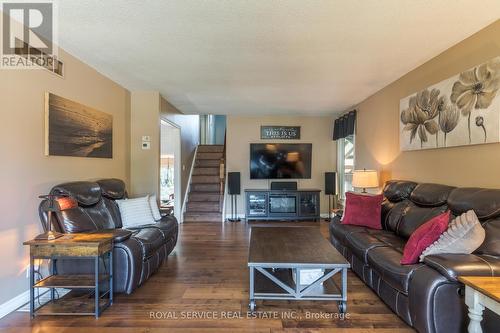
top-left (24, 233), bottom-right (114, 318)
top-left (458, 276), bottom-right (500, 333)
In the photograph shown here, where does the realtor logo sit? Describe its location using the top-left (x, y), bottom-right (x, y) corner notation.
top-left (1, 1), bottom-right (58, 70)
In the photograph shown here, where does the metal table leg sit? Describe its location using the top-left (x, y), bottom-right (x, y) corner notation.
top-left (29, 256), bottom-right (34, 319)
top-left (109, 251), bottom-right (113, 305)
top-left (249, 266), bottom-right (256, 311)
top-left (95, 255), bottom-right (99, 318)
top-left (338, 268), bottom-right (348, 313)
top-left (50, 258), bottom-right (56, 301)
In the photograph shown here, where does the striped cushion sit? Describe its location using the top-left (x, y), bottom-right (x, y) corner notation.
top-left (149, 195), bottom-right (162, 221)
top-left (116, 196), bottom-right (156, 228)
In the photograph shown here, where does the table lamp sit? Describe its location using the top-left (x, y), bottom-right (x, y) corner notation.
top-left (35, 194), bottom-right (65, 240)
top-left (352, 169), bottom-right (379, 193)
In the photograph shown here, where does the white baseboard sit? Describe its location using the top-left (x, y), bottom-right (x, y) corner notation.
top-left (0, 287), bottom-right (60, 319)
top-left (0, 290), bottom-right (30, 319)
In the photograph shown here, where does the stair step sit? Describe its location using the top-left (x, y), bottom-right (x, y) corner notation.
top-left (195, 159), bottom-right (220, 167)
top-left (191, 183), bottom-right (220, 192)
top-left (184, 212), bottom-right (222, 222)
top-left (191, 175), bottom-right (220, 184)
top-left (193, 167), bottom-right (219, 176)
top-left (189, 193), bottom-right (221, 202)
top-left (187, 202), bottom-right (221, 212)
top-left (197, 145), bottom-right (224, 153)
top-left (197, 152), bottom-right (223, 160)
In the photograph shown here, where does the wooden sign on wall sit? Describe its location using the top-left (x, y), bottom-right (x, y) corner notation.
top-left (261, 126), bottom-right (301, 140)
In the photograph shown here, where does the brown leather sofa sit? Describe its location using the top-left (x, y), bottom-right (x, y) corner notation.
top-left (38, 178), bottom-right (178, 294)
top-left (329, 180), bottom-right (500, 333)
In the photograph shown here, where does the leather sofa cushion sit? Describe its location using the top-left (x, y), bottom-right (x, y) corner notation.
top-left (476, 218), bottom-right (500, 256)
top-left (55, 208), bottom-right (100, 233)
top-left (130, 217), bottom-right (178, 241)
top-left (447, 188), bottom-right (500, 220)
top-left (345, 232), bottom-right (387, 262)
top-left (383, 200), bottom-right (410, 233)
top-left (153, 216), bottom-right (178, 236)
top-left (330, 218), bottom-right (367, 245)
top-left (131, 228), bottom-right (165, 260)
top-left (52, 181), bottom-right (101, 206)
top-left (367, 247), bottom-right (424, 294)
top-left (397, 203), bottom-right (448, 239)
top-left (409, 183), bottom-right (455, 207)
top-left (383, 180), bottom-right (417, 202)
top-left (367, 230), bottom-right (407, 252)
top-left (97, 178), bottom-right (127, 200)
top-left (423, 254), bottom-right (500, 282)
top-left (91, 229), bottom-right (133, 243)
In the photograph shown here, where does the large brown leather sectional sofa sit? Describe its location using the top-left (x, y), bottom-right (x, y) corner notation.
top-left (329, 180), bottom-right (500, 333)
top-left (38, 178), bottom-right (178, 294)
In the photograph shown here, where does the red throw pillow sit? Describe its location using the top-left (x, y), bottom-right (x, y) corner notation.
top-left (341, 192), bottom-right (383, 229)
top-left (400, 211), bottom-right (450, 265)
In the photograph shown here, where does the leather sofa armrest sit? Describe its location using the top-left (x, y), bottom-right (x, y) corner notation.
top-left (333, 209), bottom-right (343, 218)
top-left (91, 229), bottom-right (133, 243)
top-left (423, 253), bottom-right (500, 282)
top-left (331, 211), bottom-right (343, 224)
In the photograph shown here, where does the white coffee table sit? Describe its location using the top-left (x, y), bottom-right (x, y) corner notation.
top-left (458, 276), bottom-right (500, 333)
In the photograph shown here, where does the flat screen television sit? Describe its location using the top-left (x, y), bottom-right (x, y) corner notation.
top-left (250, 143), bottom-right (312, 179)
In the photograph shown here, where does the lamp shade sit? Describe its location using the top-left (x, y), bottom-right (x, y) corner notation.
top-left (352, 169), bottom-right (379, 189)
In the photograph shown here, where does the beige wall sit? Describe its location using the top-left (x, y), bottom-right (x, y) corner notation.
top-left (355, 20), bottom-right (500, 188)
top-left (225, 115), bottom-right (336, 216)
top-left (160, 98), bottom-right (200, 203)
top-left (129, 93), bottom-right (200, 215)
top-left (0, 49), bottom-right (130, 305)
top-left (130, 91), bottom-right (161, 197)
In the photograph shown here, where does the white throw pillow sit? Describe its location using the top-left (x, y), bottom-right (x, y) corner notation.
top-left (149, 195), bottom-right (162, 221)
top-left (419, 210), bottom-right (485, 262)
top-left (116, 196), bottom-right (156, 228)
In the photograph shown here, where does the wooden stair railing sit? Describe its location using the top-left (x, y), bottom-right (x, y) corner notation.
top-left (219, 132), bottom-right (226, 213)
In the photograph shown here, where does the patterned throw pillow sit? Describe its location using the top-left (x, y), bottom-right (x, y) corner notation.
top-left (149, 195), bottom-right (162, 221)
top-left (419, 210), bottom-right (485, 262)
top-left (116, 196), bottom-right (156, 228)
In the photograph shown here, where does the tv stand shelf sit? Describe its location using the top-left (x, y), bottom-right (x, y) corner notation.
top-left (245, 189), bottom-right (321, 221)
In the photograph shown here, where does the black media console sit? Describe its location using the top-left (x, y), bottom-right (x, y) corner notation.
top-left (245, 189), bottom-right (321, 221)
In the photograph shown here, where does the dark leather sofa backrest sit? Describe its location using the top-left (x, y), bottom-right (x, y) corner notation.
top-left (382, 181), bottom-right (455, 239)
top-left (381, 180), bottom-right (416, 231)
top-left (97, 178), bottom-right (127, 229)
top-left (396, 183), bottom-right (456, 239)
top-left (382, 181), bottom-right (500, 255)
top-left (40, 179), bottom-right (127, 233)
top-left (447, 187), bottom-right (500, 256)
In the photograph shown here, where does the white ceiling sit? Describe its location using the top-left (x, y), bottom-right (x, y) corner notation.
top-left (54, 0), bottom-right (500, 116)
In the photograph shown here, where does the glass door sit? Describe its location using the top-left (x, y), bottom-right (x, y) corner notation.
top-left (299, 192), bottom-right (319, 216)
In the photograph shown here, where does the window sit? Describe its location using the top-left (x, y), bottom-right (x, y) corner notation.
top-left (337, 134), bottom-right (355, 199)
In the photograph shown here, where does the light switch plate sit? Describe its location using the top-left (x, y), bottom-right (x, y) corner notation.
top-left (142, 141), bottom-right (151, 150)
top-left (142, 135), bottom-right (151, 142)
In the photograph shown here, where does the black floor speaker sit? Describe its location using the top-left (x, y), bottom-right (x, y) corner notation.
top-left (325, 172), bottom-right (337, 221)
top-left (227, 172), bottom-right (241, 222)
top-left (325, 172), bottom-right (337, 195)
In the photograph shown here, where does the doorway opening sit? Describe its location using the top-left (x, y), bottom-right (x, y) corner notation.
top-left (200, 115), bottom-right (226, 145)
top-left (160, 120), bottom-right (182, 221)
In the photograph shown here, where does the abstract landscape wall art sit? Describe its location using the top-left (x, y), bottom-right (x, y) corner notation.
top-left (400, 56), bottom-right (500, 151)
top-left (45, 93), bottom-right (113, 158)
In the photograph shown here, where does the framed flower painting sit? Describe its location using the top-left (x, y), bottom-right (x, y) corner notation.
top-left (400, 56), bottom-right (500, 151)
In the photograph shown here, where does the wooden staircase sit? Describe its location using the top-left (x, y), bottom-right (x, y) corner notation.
top-left (184, 145), bottom-right (225, 222)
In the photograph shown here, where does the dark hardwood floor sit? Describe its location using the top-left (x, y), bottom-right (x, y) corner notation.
top-left (0, 221), bottom-right (414, 332)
